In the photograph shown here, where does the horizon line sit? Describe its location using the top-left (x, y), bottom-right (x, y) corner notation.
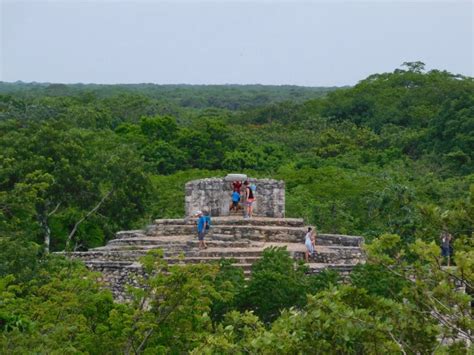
top-left (0, 80), bottom-right (349, 88)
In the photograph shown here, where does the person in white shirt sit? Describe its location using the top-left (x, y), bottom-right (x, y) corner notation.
top-left (305, 227), bottom-right (316, 262)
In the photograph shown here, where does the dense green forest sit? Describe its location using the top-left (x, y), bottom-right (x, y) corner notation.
top-left (1, 63), bottom-right (472, 353)
top-left (0, 82), bottom-right (335, 111)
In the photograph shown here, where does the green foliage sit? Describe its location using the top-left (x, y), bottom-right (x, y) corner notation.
top-left (366, 234), bottom-right (473, 346)
top-left (0, 83), bottom-right (333, 111)
top-left (202, 285), bottom-right (439, 354)
top-left (236, 247), bottom-right (337, 324)
top-left (264, 286), bottom-right (436, 354)
top-left (321, 67), bottom-right (474, 173)
top-left (237, 247), bottom-right (308, 323)
top-left (2, 66), bottom-right (472, 243)
top-left (350, 263), bottom-right (408, 299)
top-left (0, 119), bottom-right (152, 252)
top-left (194, 310), bottom-right (266, 354)
top-left (0, 238), bottom-right (41, 283)
top-left (0, 241), bottom-right (471, 353)
top-left (0, 256), bottom-right (117, 354)
top-left (139, 115), bottom-right (178, 141)
top-left (104, 249), bottom-right (221, 354)
top-left (0, 65), bottom-right (473, 352)
top-left (210, 258), bottom-right (245, 323)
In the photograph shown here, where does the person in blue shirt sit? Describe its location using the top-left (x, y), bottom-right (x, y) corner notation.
top-left (197, 211), bottom-right (208, 249)
top-left (229, 191), bottom-right (241, 212)
top-left (203, 209), bottom-right (211, 234)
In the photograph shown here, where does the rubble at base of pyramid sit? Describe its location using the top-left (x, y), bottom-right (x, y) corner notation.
top-left (66, 178), bottom-right (365, 301)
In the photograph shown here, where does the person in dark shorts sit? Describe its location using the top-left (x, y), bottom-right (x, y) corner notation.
top-left (440, 230), bottom-right (453, 266)
top-left (230, 190), bottom-right (241, 212)
top-left (197, 211), bottom-right (208, 249)
top-left (203, 209), bottom-right (211, 234)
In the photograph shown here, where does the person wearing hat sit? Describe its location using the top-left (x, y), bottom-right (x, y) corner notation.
top-left (197, 210), bottom-right (208, 249)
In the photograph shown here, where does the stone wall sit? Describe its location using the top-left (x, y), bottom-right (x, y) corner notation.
top-left (185, 178), bottom-right (285, 217)
top-left (88, 261), bottom-right (144, 302)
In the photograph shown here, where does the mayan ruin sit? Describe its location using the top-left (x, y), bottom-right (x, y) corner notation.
top-left (69, 177), bottom-right (365, 300)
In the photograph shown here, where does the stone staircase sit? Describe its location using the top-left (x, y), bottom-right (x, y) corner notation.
top-left (68, 216), bottom-right (365, 300)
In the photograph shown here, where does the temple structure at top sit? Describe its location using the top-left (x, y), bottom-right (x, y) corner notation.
top-left (185, 177), bottom-right (285, 217)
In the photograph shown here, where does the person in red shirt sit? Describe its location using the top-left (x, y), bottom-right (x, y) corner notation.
top-left (229, 180), bottom-right (243, 213)
top-left (231, 180), bottom-right (242, 193)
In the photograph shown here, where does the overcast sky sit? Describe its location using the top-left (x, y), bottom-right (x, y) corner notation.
top-left (1, 0), bottom-right (472, 86)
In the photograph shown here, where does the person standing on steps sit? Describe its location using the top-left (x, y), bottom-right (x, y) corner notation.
top-left (229, 190), bottom-right (241, 212)
top-left (241, 182), bottom-right (247, 218)
top-left (440, 229), bottom-right (453, 266)
top-left (196, 211), bottom-right (208, 249)
top-left (305, 227), bottom-right (316, 263)
top-left (243, 181), bottom-right (255, 219)
top-left (203, 208), bottom-right (211, 237)
top-left (229, 180), bottom-right (243, 213)
top-left (231, 180), bottom-right (242, 195)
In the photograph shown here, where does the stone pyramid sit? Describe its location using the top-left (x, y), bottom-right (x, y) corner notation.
top-left (68, 178), bottom-right (365, 300)
top-left (70, 216), bottom-right (364, 300)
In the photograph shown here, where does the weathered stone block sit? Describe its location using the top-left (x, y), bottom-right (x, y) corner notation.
top-left (185, 177), bottom-right (285, 217)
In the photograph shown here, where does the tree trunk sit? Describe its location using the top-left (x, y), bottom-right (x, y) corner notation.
top-left (40, 214), bottom-right (51, 254)
top-left (40, 202), bottom-right (61, 254)
top-left (64, 190), bottom-right (113, 251)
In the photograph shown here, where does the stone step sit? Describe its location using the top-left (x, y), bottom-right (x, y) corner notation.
top-left (70, 242), bottom-right (363, 267)
top-left (71, 250), bottom-right (149, 262)
top-left (142, 224), bottom-right (302, 242)
top-left (82, 259), bottom-right (358, 277)
top-left (71, 248), bottom-right (264, 263)
top-left (307, 263), bottom-right (359, 274)
top-left (179, 245), bottom-right (362, 264)
top-left (145, 224), bottom-right (196, 237)
top-left (108, 235), bottom-right (190, 246)
top-left (187, 240), bottom-right (251, 248)
top-left (298, 252), bottom-right (363, 265)
top-left (164, 256), bottom-right (261, 266)
top-left (73, 248), bottom-right (264, 263)
top-left (82, 258), bottom-right (255, 277)
top-left (105, 242), bottom-right (252, 251)
top-left (107, 235), bottom-right (252, 249)
top-left (99, 242), bottom-right (182, 252)
top-left (209, 233), bottom-right (243, 241)
top-left (112, 232), bottom-right (364, 251)
top-left (108, 238), bottom-right (189, 247)
top-left (168, 248), bottom-right (265, 258)
top-left (316, 234), bottom-right (363, 247)
top-left (152, 216), bottom-right (306, 227)
top-left (199, 225), bottom-right (307, 242)
top-left (116, 223), bottom-right (363, 248)
top-left (112, 235), bottom-right (191, 242)
top-left (115, 230), bottom-right (147, 239)
top-left (294, 245), bottom-right (364, 265)
top-left (83, 260), bottom-right (139, 269)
